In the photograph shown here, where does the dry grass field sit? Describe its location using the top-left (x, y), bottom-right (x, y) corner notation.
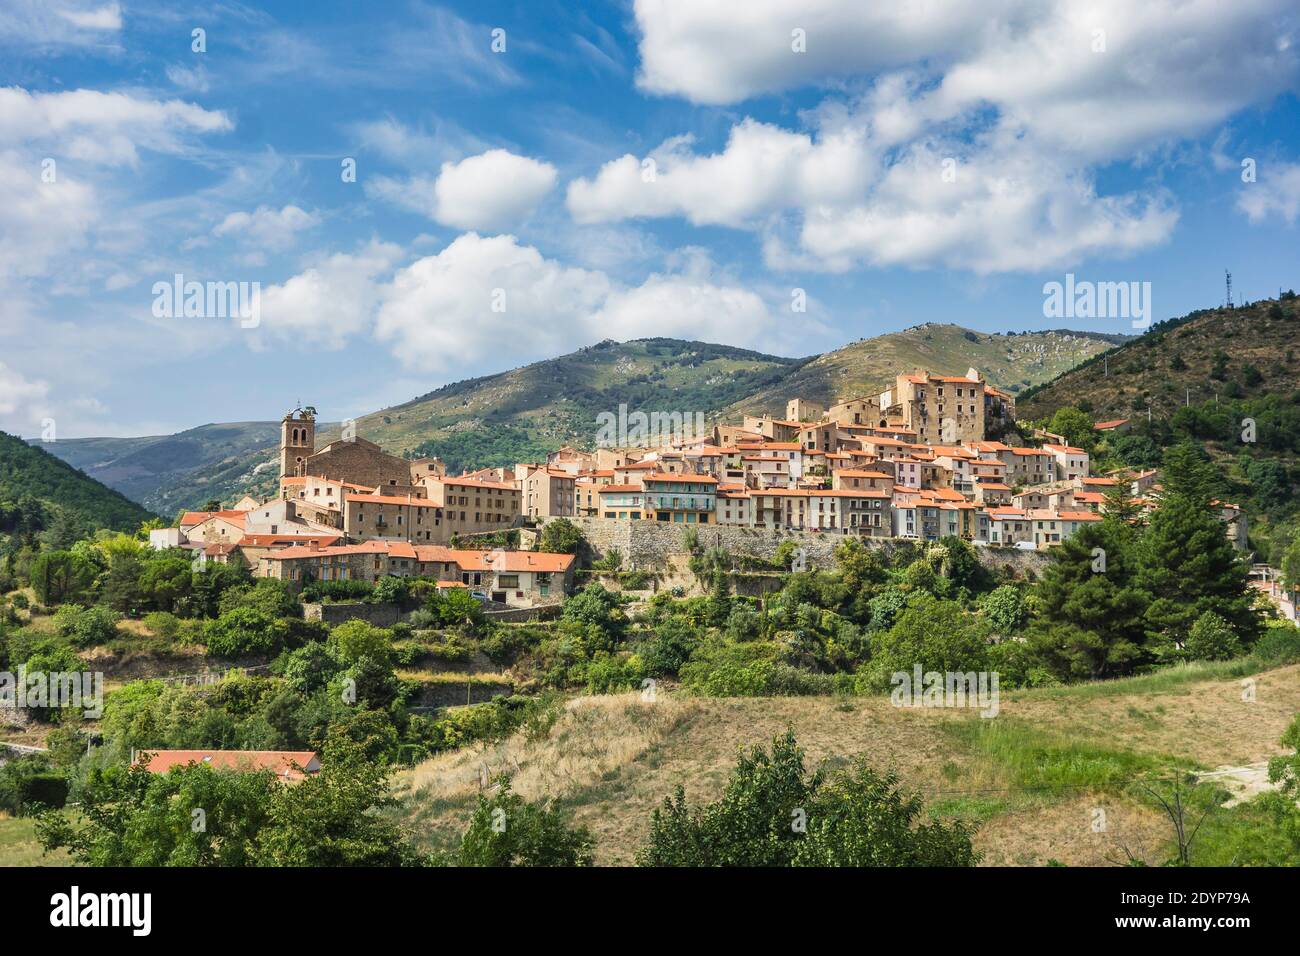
top-left (394, 663), bottom-right (1300, 866)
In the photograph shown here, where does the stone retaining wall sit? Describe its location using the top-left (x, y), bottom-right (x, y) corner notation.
top-left (546, 517), bottom-right (1052, 578)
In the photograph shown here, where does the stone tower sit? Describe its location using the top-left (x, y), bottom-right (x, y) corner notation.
top-left (280, 407), bottom-right (316, 478)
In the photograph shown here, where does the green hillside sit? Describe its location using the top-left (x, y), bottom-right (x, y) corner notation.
top-left (0, 430), bottom-right (156, 542)
top-left (43, 421), bottom-right (292, 517)
top-left (1017, 293), bottom-right (1300, 563)
top-left (729, 323), bottom-right (1126, 417)
top-left (1018, 296), bottom-right (1300, 422)
top-left (37, 328), bottom-right (1119, 512)
top-left (338, 338), bottom-right (803, 472)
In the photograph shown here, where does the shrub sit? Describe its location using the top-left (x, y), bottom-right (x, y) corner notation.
top-left (328, 619), bottom-right (393, 666)
top-left (52, 604), bottom-right (122, 648)
top-left (204, 607), bottom-right (285, 658)
top-left (141, 611), bottom-right (181, 641)
top-left (585, 652), bottom-right (645, 694)
top-left (637, 730), bottom-right (976, 866)
top-left (1252, 621), bottom-right (1300, 664)
top-left (1185, 611), bottom-right (1242, 661)
top-left (454, 776), bottom-right (593, 866)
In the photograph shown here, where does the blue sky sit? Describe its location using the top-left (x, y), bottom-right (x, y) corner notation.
top-left (1, 0), bottom-right (1298, 438)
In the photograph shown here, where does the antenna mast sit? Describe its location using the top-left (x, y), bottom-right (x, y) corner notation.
top-left (1225, 270), bottom-right (1234, 309)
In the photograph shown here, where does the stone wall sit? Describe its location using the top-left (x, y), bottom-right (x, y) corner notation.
top-left (303, 601), bottom-right (404, 627)
top-left (545, 516), bottom-right (1053, 578)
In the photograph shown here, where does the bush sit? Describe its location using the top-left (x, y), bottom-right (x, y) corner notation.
top-left (538, 518), bottom-right (583, 555)
top-left (204, 607), bottom-right (286, 658)
top-left (328, 619), bottom-right (393, 666)
top-left (141, 611), bottom-right (181, 641)
top-left (453, 777), bottom-right (593, 866)
top-left (1185, 611), bottom-right (1243, 661)
top-left (1252, 621), bottom-right (1300, 664)
top-left (52, 604), bottom-right (122, 648)
top-left (584, 652), bottom-right (645, 694)
top-left (637, 730), bottom-right (976, 866)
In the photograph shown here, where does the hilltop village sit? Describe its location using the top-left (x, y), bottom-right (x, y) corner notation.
top-left (152, 367), bottom-right (1247, 606)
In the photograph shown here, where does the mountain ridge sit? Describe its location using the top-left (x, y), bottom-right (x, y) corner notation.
top-left (37, 326), bottom-right (1122, 512)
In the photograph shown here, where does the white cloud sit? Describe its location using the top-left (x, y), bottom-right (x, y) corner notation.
top-left (632, 0), bottom-right (994, 105)
top-left (375, 233), bottom-right (609, 370)
top-left (0, 1), bottom-right (122, 47)
top-left (0, 360), bottom-right (50, 434)
top-left (371, 149), bottom-right (557, 230)
top-left (594, 271), bottom-right (779, 344)
top-left (605, 0), bottom-right (1298, 272)
top-left (373, 234), bottom-right (790, 370)
top-left (633, 0), bottom-right (1299, 148)
top-left (1238, 161), bottom-right (1300, 225)
top-left (166, 63), bottom-right (211, 94)
top-left (56, 2), bottom-right (120, 30)
top-left (213, 204), bottom-right (320, 252)
top-left (257, 241), bottom-right (404, 349)
top-left (0, 149), bottom-right (98, 279)
top-left (0, 86), bottom-right (232, 166)
top-left (568, 120), bottom-right (870, 227)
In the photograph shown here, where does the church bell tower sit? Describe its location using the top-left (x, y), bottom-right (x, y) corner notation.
top-left (280, 406), bottom-right (316, 478)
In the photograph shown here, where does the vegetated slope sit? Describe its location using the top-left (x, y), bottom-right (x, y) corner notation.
top-left (395, 662), bottom-right (1300, 867)
top-left (299, 338), bottom-right (805, 473)
top-left (0, 430), bottom-right (156, 533)
top-left (1018, 297), bottom-right (1300, 422)
top-left (39, 421), bottom-right (287, 518)
top-left (728, 323), bottom-right (1125, 417)
top-left (36, 327), bottom-right (1118, 512)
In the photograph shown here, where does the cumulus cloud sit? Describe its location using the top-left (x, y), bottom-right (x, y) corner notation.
top-left (257, 240), bottom-right (404, 349)
top-left (213, 204), bottom-right (320, 252)
top-left (568, 121), bottom-right (869, 227)
top-left (1238, 161), bottom-right (1300, 226)
top-left (601, 0), bottom-right (1300, 272)
top-left (370, 149), bottom-right (557, 230)
top-left (0, 360), bottom-right (50, 434)
top-left (375, 233), bottom-right (609, 369)
top-left (372, 234), bottom-right (790, 371)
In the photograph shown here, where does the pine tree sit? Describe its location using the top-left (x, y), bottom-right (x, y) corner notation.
top-left (1135, 492), bottom-right (1260, 655)
top-left (1030, 518), bottom-right (1149, 679)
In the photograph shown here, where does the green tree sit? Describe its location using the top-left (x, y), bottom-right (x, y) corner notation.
top-left (979, 585), bottom-right (1027, 633)
top-left (559, 583), bottom-right (627, 651)
top-left (248, 734), bottom-right (420, 866)
top-left (1185, 611), bottom-right (1242, 661)
top-left (328, 619), bottom-right (393, 666)
top-left (538, 518), bottom-right (583, 555)
top-left (454, 777), bottom-right (593, 866)
top-left (862, 594), bottom-right (989, 690)
top-left (36, 761), bottom-right (275, 866)
top-left (1262, 714), bottom-right (1300, 851)
top-left (1159, 441), bottom-right (1224, 506)
top-left (29, 550), bottom-right (95, 605)
top-left (1046, 406), bottom-right (1096, 450)
top-left (424, 586), bottom-right (485, 628)
top-left (1029, 518), bottom-right (1148, 679)
top-left (1135, 492), bottom-right (1260, 654)
top-left (636, 730), bottom-right (975, 866)
top-left (204, 607), bottom-right (286, 658)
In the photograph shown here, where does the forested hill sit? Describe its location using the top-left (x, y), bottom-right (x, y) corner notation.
top-left (0, 430), bottom-right (156, 540)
